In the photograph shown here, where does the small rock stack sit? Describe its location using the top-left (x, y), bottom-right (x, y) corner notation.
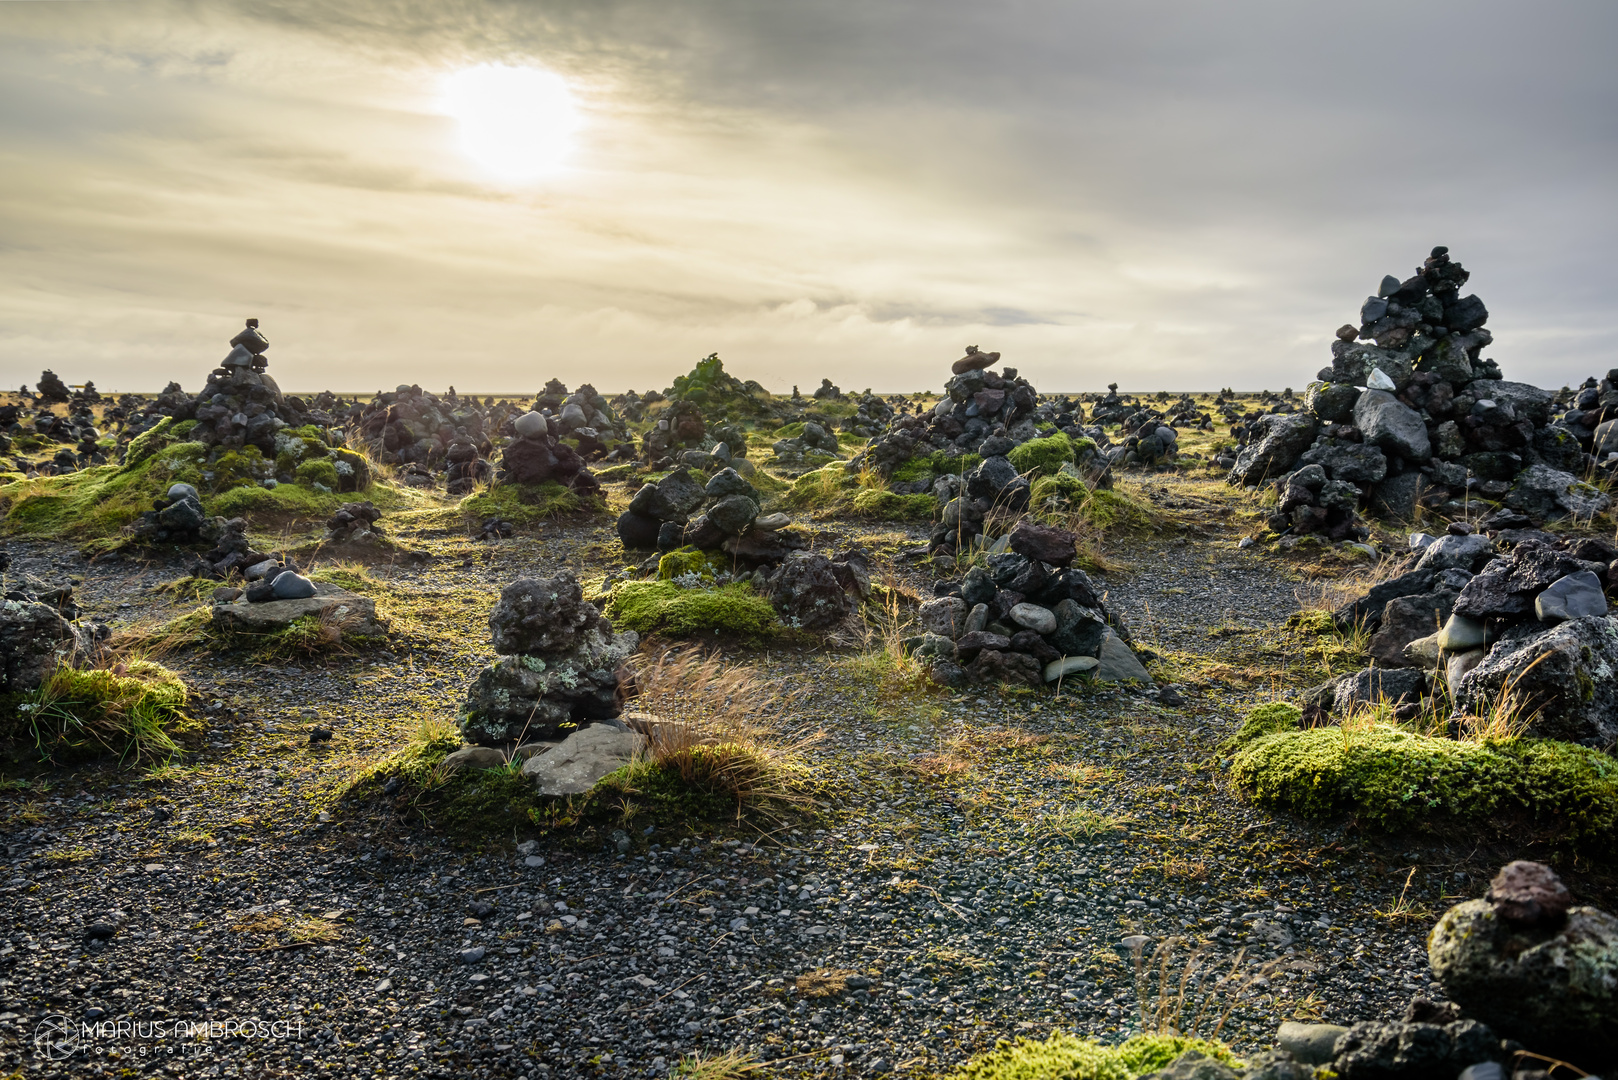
top-left (770, 419), bottom-right (841, 464)
top-left (35, 370), bottom-right (71, 404)
top-left (1231, 248), bottom-right (1611, 528)
top-left (530, 380), bottom-right (632, 462)
top-left (1320, 521), bottom-right (1616, 743)
top-left (909, 521), bottom-right (1152, 688)
top-left (127, 483), bottom-right (212, 546)
top-left (351, 383), bottom-right (502, 490)
top-left (495, 410), bottom-right (601, 496)
top-left (459, 573), bottom-right (640, 746)
top-left (1429, 860), bottom-right (1618, 1069)
top-left (322, 502), bottom-right (385, 546)
top-left (617, 466), bottom-right (803, 563)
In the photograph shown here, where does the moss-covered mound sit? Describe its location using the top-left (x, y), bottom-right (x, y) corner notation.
top-left (1006, 433), bottom-right (1081, 478)
top-left (1227, 703), bottom-right (1618, 846)
top-left (948, 1032), bottom-right (1235, 1080)
top-left (0, 417), bottom-right (399, 539)
top-left (849, 488), bottom-right (936, 521)
top-left (3, 661), bottom-right (199, 765)
top-left (890, 450), bottom-right (981, 484)
top-left (603, 581), bottom-right (780, 639)
top-left (457, 481), bottom-right (603, 525)
top-left (664, 353), bottom-right (774, 420)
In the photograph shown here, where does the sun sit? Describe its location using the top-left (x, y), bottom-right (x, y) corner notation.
top-left (439, 63), bottom-right (581, 182)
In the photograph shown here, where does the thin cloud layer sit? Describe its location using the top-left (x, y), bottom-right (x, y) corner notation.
top-left (0, 0), bottom-right (1614, 393)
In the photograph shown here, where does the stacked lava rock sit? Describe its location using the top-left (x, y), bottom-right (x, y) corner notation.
top-left (529, 379), bottom-right (632, 461)
top-left (323, 501), bottom-right (384, 546)
top-left (812, 378), bottom-right (843, 401)
top-left (235, 557), bottom-right (316, 602)
top-left (850, 346), bottom-right (1070, 478)
top-left (839, 393), bottom-right (894, 438)
top-left (495, 410), bottom-right (601, 496)
top-left (459, 572), bottom-right (639, 746)
top-left (1559, 369), bottom-right (1618, 468)
top-left (35, 370), bottom-right (71, 404)
top-left (770, 419), bottom-right (841, 465)
top-left (0, 576), bottom-right (109, 693)
top-left (117, 320), bottom-right (366, 490)
top-left (191, 517), bottom-right (271, 579)
top-left (1230, 247), bottom-right (1610, 529)
top-left (617, 466), bottom-right (804, 563)
top-left (351, 383), bottom-right (503, 488)
top-left (907, 521), bottom-right (1149, 687)
top-left (127, 483), bottom-right (214, 546)
top-left (1316, 518), bottom-right (1616, 741)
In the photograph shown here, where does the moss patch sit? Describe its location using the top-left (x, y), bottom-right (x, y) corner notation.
top-left (2, 661), bottom-right (200, 765)
top-left (1007, 434), bottom-right (1077, 478)
top-left (889, 450), bottom-right (982, 484)
top-left (458, 481), bottom-right (603, 525)
top-left (849, 488), bottom-right (936, 521)
top-left (1229, 708), bottom-right (1618, 846)
top-left (603, 581), bottom-right (780, 639)
top-left (948, 1032), bottom-right (1235, 1080)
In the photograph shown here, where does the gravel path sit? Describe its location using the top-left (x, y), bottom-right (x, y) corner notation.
top-left (0, 490), bottom-right (1585, 1079)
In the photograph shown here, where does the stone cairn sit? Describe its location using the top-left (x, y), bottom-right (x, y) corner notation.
top-left (1320, 521), bottom-right (1616, 744)
top-left (118, 320), bottom-right (369, 492)
top-left (495, 409), bottom-right (601, 497)
top-left (617, 465), bottom-right (800, 561)
top-left (459, 572), bottom-right (639, 747)
top-left (908, 520), bottom-right (1154, 689)
top-left (127, 482), bottom-right (212, 546)
top-left (0, 375), bottom-right (109, 476)
top-left (1230, 247), bottom-right (1611, 534)
top-left (322, 501), bottom-right (384, 546)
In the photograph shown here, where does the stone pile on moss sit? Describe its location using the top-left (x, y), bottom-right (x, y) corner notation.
top-left (1316, 527), bottom-right (1617, 745)
top-left (351, 383), bottom-right (504, 491)
top-left (1230, 247), bottom-right (1611, 528)
top-left (925, 432), bottom-right (1106, 561)
top-left (459, 572), bottom-right (639, 746)
top-left (617, 465), bottom-right (803, 564)
top-left (528, 379), bottom-right (633, 462)
top-left (912, 521), bottom-right (1150, 687)
top-left (494, 410), bottom-right (602, 498)
top-left (0, 576), bottom-right (102, 693)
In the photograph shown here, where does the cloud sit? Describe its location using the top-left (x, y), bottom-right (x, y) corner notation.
top-left (0, 0), bottom-right (1614, 392)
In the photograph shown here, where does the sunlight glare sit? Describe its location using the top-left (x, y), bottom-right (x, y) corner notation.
top-left (440, 63), bottom-right (580, 182)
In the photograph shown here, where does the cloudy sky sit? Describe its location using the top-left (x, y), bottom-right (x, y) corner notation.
top-left (1, 1), bottom-right (1615, 395)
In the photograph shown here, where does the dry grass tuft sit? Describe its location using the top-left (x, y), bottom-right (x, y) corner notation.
top-left (674, 1048), bottom-right (764, 1079)
top-left (626, 648), bottom-right (821, 808)
top-left (794, 968), bottom-right (860, 997)
top-left (1127, 937), bottom-right (1284, 1041)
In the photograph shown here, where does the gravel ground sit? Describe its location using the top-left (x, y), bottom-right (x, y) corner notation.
top-left (0, 483), bottom-right (1604, 1079)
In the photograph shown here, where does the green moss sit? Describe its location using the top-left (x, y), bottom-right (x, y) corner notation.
top-left (0, 441), bottom-right (208, 538)
top-left (783, 466), bottom-right (858, 510)
top-left (1080, 488), bottom-right (1158, 531)
top-left (211, 481), bottom-right (366, 520)
top-left (1221, 701), bottom-right (1302, 753)
top-left (656, 546), bottom-right (730, 582)
top-left (1230, 724), bottom-right (1618, 845)
top-left (603, 580), bottom-right (780, 638)
top-left (1007, 434), bottom-right (1076, 478)
top-left (1030, 473), bottom-right (1090, 510)
top-left (294, 459), bottom-right (339, 488)
top-left (2, 661), bottom-right (200, 765)
top-left (889, 450), bottom-right (982, 483)
top-left (948, 1033), bottom-right (1235, 1080)
top-left (125, 417), bottom-right (177, 465)
top-left (458, 481), bottom-right (603, 525)
top-left (849, 488), bottom-right (936, 521)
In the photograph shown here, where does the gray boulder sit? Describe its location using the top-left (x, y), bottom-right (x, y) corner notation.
top-left (0, 599), bottom-right (82, 692)
top-left (1298, 440), bottom-right (1388, 484)
top-left (1328, 1017), bottom-right (1498, 1080)
top-left (460, 629), bottom-right (638, 745)
top-left (1277, 1022), bottom-right (1348, 1066)
top-left (488, 573), bottom-right (610, 655)
top-left (1430, 895), bottom-right (1618, 1062)
top-left (522, 725), bottom-right (645, 797)
top-left (706, 494), bottom-right (759, 535)
top-left (1481, 380), bottom-right (1554, 428)
top-left (1505, 464), bottom-right (1612, 521)
top-left (1369, 472), bottom-right (1423, 519)
top-left (1454, 616), bottom-right (1618, 746)
top-left (1332, 666), bottom-right (1426, 709)
top-left (1229, 413), bottom-right (1319, 485)
top-left (1094, 632), bottom-right (1152, 684)
top-left (1535, 571), bottom-right (1608, 623)
top-left (1414, 533), bottom-right (1494, 573)
top-left (270, 571), bottom-right (317, 600)
top-left (1354, 389), bottom-right (1431, 462)
top-left (1306, 382), bottom-right (1360, 423)
top-left (1367, 591), bottom-right (1457, 668)
top-left (918, 597), bottom-right (969, 639)
top-left (767, 552), bottom-right (855, 630)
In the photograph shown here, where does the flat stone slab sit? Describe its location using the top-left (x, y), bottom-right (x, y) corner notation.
top-left (211, 581), bottom-right (384, 636)
top-left (522, 724), bottom-right (645, 797)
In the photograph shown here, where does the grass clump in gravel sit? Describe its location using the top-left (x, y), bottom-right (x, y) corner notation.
top-left (603, 580), bottom-right (780, 639)
top-left (458, 481), bottom-right (603, 525)
top-left (3, 660), bottom-right (199, 765)
top-left (948, 1032), bottom-right (1235, 1080)
top-left (1227, 702), bottom-right (1618, 846)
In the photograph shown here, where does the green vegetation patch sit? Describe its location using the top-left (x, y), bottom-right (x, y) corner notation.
top-left (783, 465), bottom-right (857, 510)
top-left (849, 488), bottom-right (936, 521)
top-left (3, 661), bottom-right (200, 765)
top-left (1030, 473), bottom-right (1090, 511)
top-left (0, 442), bottom-right (207, 538)
top-left (603, 580), bottom-right (780, 638)
top-left (1228, 704), bottom-right (1618, 845)
top-left (1078, 488), bottom-right (1158, 531)
top-left (458, 481), bottom-right (603, 525)
top-left (1007, 433), bottom-right (1077, 478)
top-left (889, 450), bottom-right (982, 484)
top-left (656, 546), bottom-right (731, 583)
top-left (949, 1032), bottom-right (1235, 1080)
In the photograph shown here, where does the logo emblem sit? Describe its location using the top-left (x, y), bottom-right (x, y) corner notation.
top-left (35, 1013), bottom-right (77, 1060)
